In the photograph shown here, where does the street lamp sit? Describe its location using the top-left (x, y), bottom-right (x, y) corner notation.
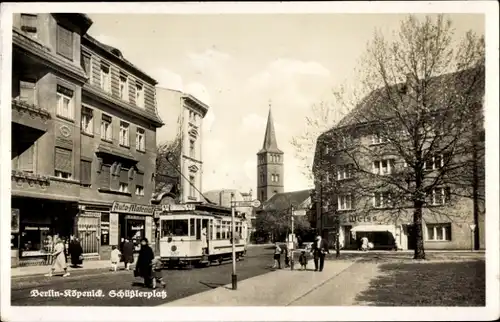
top-left (290, 205), bottom-right (295, 271)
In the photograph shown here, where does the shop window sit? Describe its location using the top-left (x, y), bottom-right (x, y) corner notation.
top-left (54, 147), bottom-right (72, 179)
top-left (426, 223), bottom-right (452, 241)
top-left (100, 213), bottom-right (110, 246)
top-left (80, 160), bottom-right (92, 186)
top-left (20, 225), bottom-right (50, 256)
top-left (56, 24), bottom-right (73, 60)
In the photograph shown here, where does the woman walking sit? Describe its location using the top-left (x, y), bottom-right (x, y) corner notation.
top-left (134, 238), bottom-right (155, 288)
top-left (68, 236), bottom-right (83, 268)
top-left (45, 236), bottom-right (70, 277)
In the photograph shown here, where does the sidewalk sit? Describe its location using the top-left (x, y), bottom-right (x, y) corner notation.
top-left (162, 259), bottom-right (357, 306)
top-left (12, 256), bottom-right (138, 278)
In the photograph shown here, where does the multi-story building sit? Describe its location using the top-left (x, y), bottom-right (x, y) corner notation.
top-left (313, 68), bottom-right (485, 250)
top-left (10, 13), bottom-right (163, 266)
top-left (256, 108), bottom-right (284, 203)
top-left (155, 87), bottom-right (208, 204)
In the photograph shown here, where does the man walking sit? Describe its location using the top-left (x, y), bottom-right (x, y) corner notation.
top-left (311, 235), bottom-right (329, 272)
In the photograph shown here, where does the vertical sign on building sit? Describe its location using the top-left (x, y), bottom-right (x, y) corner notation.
top-left (109, 213), bottom-right (119, 246)
top-left (145, 216), bottom-right (152, 244)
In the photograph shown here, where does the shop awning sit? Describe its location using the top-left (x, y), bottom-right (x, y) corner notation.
top-left (351, 225), bottom-right (396, 236)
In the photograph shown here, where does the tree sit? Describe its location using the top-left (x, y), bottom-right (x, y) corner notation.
top-left (297, 14), bottom-right (485, 260)
top-left (155, 134), bottom-right (182, 198)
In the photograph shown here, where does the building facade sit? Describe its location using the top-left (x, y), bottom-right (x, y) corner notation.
top-left (11, 13), bottom-right (163, 266)
top-left (312, 69), bottom-right (485, 250)
top-left (155, 88), bottom-right (209, 204)
top-left (256, 108), bottom-right (284, 203)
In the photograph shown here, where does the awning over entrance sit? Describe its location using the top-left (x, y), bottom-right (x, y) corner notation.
top-left (351, 225), bottom-right (396, 236)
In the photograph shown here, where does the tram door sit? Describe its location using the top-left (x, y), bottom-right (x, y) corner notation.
top-left (202, 219), bottom-right (209, 254)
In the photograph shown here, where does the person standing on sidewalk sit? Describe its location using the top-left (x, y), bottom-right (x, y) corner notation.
top-left (272, 242), bottom-right (282, 269)
top-left (134, 238), bottom-right (155, 288)
top-left (45, 237), bottom-right (70, 277)
top-left (311, 235), bottom-right (329, 272)
top-left (68, 236), bottom-right (83, 268)
top-left (122, 238), bottom-right (135, 270)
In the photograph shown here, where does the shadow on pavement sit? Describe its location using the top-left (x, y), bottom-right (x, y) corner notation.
top-left (199, 281), bottom-right (231, 290)
top-left (355, 260), bottom-right (485, 306)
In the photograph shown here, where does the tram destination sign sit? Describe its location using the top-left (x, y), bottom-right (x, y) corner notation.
top-left (231, 199), bottom-right (261, 208)
top-left (162, 204), bottom-right (196, 212)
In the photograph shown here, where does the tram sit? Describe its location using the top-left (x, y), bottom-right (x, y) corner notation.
top-left (158, 203), bottom-right (248, 268)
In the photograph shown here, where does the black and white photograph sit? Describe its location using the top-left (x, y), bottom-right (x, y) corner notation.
top-left (0, 1), bottom-right (498, 321)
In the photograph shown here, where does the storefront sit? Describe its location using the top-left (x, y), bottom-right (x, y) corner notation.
top-left (110, 201), bottom-right (155, 252)
top-left (339, 214), bottom-right (398, 250)
top-left (11, 197), bottom-right (78, 267)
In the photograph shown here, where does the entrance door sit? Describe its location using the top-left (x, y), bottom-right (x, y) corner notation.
top-left (202, 219), bottom-right (209, 254)
top-left (406, 225), bottom-right (416, 250)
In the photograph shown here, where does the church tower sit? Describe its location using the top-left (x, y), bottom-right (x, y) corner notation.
top-left (257, 104), bottom-right (284, 202)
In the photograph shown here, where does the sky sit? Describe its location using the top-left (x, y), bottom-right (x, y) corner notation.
top-left (85, 13), bottom-right (485, 197)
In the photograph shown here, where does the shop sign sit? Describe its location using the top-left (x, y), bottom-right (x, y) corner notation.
top-left (11, 209), bottom-right (20, 233)
top-left (344, 215), bottom-right (378, 224)
top-left (131, 225), bottom-right (144, 230)
top-left (162, 204), bottom-right (196, 212)
top-left (111, 202), bottom-right (155, 215)
top-left (126, 215), bottom-right (146, 221)
top-left (109, 213), bottom-right (119, 246)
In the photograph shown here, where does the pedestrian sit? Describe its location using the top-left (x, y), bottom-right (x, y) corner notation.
top-left (134, 238), bottom-right (155, 288)
top-left (283, 244), bottom-right (290, 268)
top-left (151, 256), bottom-right (166, 289)
top-left (45, 236), bottom-right (70, 277)
top-left (110, 245), bottom-right (121, 272)
top-left (122, 238), bottom-right (134, 270)
top-left (68, 236), bottom-right (83, 268)
top-left (311, 235), bottom-right (329, 272)
top-left (299, 250), bottom-right (308, 270)
top-left (272, 242), bottom-right (282, 269)
top-left (361, 236), bottom-right (369, 251)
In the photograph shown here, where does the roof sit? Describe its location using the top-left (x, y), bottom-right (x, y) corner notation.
top-left (82, 34), bottom-right (158, 85)
top-left (261, 189), bottom-right (313, 212)
top-left (203, 190), bottom-right (245, 208)
top-left (334, 66), bottom-right (485, 130)
top-left (258, 108), bottom-right (283, 154)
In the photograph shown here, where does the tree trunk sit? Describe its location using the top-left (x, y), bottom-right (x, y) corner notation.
top-left (472, 117), bottom-right (480, 250)
top-left (413, 200), bottom-right (426, 260)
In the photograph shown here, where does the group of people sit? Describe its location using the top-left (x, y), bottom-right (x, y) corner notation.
top-left (45, 235), bottom-right (83, 277)
top-left (273, 235), bottom-right (329, 272)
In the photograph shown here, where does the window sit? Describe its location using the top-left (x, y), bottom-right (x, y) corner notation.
top-left (19, 80), bottom-right (36, 105)
top-left (189, 175), bottom-right (196, 198)
top-left (337, 164), bottom-right (354, 180)
top-left (100, 213), bottom-right (110, 246)
top-left (54, 147), bottom-right (72, 179)
top-left (425, 154), bottom-right (446, 170)
top-left (136, 128), bottom-right (145, 152)
top-left (81, 52), bottom-right (91, 75)
top-left (371, 133), bottom-right (387, 145)
top-left (215, 221), bottom-right (221, 239)
top-left (20, 14), bottom-right (37, 36)
top-left (100, 64), bottom-right (111, 93)
top-left (161, 220), bottom-right (189, 237)
top-left (136, 82), bottom-right (144, 108)
top-left (100, 114), bottom-right (112, 141)
top-left (426, 223), bottom-right (452, 241)
top-left (119, 121), bottom-right (130, 147)
top-left (56, 24), bottom-right (73, 60)
top-left (119, 74), bottom-right (129, 101)
top-left (337, 194), bottom-right (353, 210)
top-left (80, 160), bottom-right (92, 186)
top-left (56, 85), bottom-right (74, 120)
top-left (275, 174), bottom-right (280, 182)
top-left (189, 140), bottom-right (195, 158)
top-left (373, 192), bottom-right (393, 208)
top-left (135, 185), bottom-right (144, 196)
top-left (430, 187), bottom-right (450, 206)
top-left (119, 183), bottom-right (129, 193)
top-left (12, 143), bottom-right (34, 172)
top-left (135, 171), bottom-right (144, 190)
top-left (372, 159), bottom-right (395, 175)
top-left (81, 106), bottom-right (93, 135)
top-left (99, 164), bottom-right (111, 189)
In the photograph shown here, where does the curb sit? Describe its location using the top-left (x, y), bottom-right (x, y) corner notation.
top-left (12, 263), bottom-right (137, 279)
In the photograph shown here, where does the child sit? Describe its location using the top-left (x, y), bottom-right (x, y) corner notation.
top-left (299, 250), bottom-right (308, 270)
top-left (151, 256), bottom-right (166, 289)
top-left (110, 245), bottom-right (121, 272)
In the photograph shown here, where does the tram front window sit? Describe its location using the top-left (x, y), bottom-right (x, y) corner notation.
top-left (161, 219), bottom-right (189, 237)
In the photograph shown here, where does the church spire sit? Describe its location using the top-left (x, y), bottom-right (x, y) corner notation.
top-left (260, 100), bottom-right (283, 153)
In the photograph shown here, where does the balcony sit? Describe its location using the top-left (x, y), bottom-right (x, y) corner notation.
top-left (12, 98), bottom-right (51, 132)
top-left (11, 170), bottom-right (80, 202)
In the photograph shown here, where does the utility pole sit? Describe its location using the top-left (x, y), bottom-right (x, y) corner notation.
top-left (290, 205), bottom-right (295, 270)
top-left (231, 193), bottom-right (237, 290)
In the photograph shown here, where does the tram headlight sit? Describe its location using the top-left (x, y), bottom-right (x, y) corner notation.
top-left (171, 245), bottom-right (177, 251)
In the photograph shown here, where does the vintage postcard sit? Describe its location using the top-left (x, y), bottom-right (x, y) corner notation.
top-left (0, 1), bottom-right (498, 321)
